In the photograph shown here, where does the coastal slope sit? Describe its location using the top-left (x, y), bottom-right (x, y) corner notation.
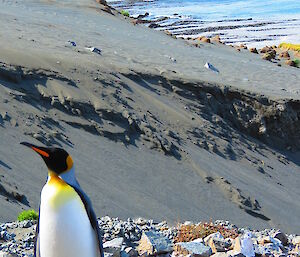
top-left (0, 0), bottom-right (299, 233)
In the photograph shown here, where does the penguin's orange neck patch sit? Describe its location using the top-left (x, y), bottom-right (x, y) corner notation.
top-left (48, 171), bottom-right (66, 186)
top-left (45, 171), bottom-right (77, 209)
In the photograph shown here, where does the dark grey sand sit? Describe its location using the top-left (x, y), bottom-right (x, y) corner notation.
top-left (0, 0), bottom-right (299, 233)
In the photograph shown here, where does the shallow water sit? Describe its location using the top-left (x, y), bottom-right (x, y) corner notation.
top-left (107, 0), bottom-right (300, 47)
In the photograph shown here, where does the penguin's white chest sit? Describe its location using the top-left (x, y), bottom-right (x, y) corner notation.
top-left (39, 179), bottom-right (98, 257)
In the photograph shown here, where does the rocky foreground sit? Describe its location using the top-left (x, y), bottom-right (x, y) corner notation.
top-left (1, 0), bottom-right (300, 233)
top-left (0, 217), bottom-right (299, 257)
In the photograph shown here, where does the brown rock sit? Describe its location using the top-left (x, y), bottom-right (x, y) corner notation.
top-left (249, 48), bottom-right (258, 54)
top-left (211, 35), bottom-right (221, 43)
top-left (201, 37), bottom-right (211, 43)
top-left (285, 60), bottom-right (296, 67)
top-left (258, 236), bottom-right (272, 245)
top-left (96, 0), bottom-right (107, 5)
top-left (233, 237), bottom-right (242, 252)
top-left (279, 51), bottom-right (290, 59)
top-left (262, 53), bottom-right (273, 61)
top-left (197, 36), bottom-right (210, 43)
top-left (260, 46), bottom-right (272, 53)
top-left (196, 36), bottom-right (204, 40)
top-left (240, 44), bottom-right (247, 49)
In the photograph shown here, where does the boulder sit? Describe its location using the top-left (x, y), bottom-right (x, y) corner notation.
top-left (197, 36), bottom-right (211, 43)
top-left (121, 247), bottom-right (138, 257)
top-left (260, 46), bottom-right (273, 53)
top-left (279, 51), bottom-right (290, 59)
top-left (273, 231), bottom-right (288, 246)
top-left (233, 237), bottom-right (242, 253)
top-left (240, 233), bottom-right (255, 257)
top-left (210, 253), bottom-right (229, 257)
top-left (204, 232), bottom-right (231, 253)
top-left (175, 241), bottom-right (212, 257)
top-left (262, 53), bottom-right (273, 61)
top-left (285, 60), bottom-right (296, 67)
top-left (103, 237), bottom-right (124, 257)
top-left (137, 231), bottom-right (173, 256)
top-left (0, 253), bottom-right (18, 257)
top-left (258, 236), bottom-right (272, 245)
top-left (96, 0), bottom-right (107, 5)
top-left (226, 250), bottom-right (245, 257)
top-left (292, 236), bottom-right (300, 245)
top-left (211, 35), bottom-right (221, 43)
top-left (249, 48), bottom-right (258, 54)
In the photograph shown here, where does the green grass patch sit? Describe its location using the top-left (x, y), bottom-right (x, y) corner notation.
top-left (121, 10), bottom-right (130, 17)
top-left (294, 59), bottom-right (300, 68)
top-left (17, 209), bottom-right (38, 221)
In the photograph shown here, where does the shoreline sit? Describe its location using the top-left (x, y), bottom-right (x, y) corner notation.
top-left (107, 2), bottom-right (300, 68)
top-left (107, 1), bottom-right (300, 48)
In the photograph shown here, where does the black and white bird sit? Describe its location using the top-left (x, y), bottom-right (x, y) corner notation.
top-left (21, 142), bottom-right (104, 257)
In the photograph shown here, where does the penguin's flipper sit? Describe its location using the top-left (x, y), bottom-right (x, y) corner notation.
top-left (73, 187), bottom-right (104, 257)
top-left (34, 209), bottom-right (41, 257)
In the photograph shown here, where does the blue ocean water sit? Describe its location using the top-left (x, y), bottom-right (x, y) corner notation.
top-left (108, 0), bottom-right (300, 20)
top-left (108, 0), bottom-right (300, 46)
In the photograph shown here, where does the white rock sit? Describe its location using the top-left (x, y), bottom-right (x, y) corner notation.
top-left (103, 237), bottom-right (124, 257)
top-left (241, 232), bottom-right (255, 257)
top-left (103, 237), bottom-right (124, 249)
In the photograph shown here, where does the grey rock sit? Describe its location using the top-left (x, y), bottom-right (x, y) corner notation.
top-left (103, 237), bottom-right (124, 257)
top-left (177, 241), bottom-right (212, 257)
top-left (0, 252), bottom-right (19, 257)
top-left (137, 231), bottom-right (173, 256)
top-left (273, 231), bottom-right (288, 246)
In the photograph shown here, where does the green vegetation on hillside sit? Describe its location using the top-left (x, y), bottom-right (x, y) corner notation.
top-left (121, 10), bottom-right (130, 17)
top-left (17, 209), bottom-right (39, 221)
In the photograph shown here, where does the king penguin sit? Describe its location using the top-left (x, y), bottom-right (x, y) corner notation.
top-left (20, 142), bottom-right (104, 257)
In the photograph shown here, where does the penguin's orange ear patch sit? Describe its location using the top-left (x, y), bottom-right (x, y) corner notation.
top-left (32, 147), bottom-right (49, 157)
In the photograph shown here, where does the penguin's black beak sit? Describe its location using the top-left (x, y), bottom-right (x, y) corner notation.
top-left (20, 142), bottom-right (50, 158)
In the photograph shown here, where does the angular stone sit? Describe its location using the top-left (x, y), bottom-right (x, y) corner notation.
top-left (137, 231), bottom-right (173, 256)
top-left (279, 51), bottom-right (290, 59)
top-left (204, 232), bottom-right (230, 253)
top-left (249, 48), bottom-right (258, 54)
top-left (233, 237), bottom-right (242, 253)
top-left (176, 241), bottom-right (212, 257)
top-left (285, 60), bottom-right (296, 67)
top-left (292, 236), bottom-right (300, 245)
top-left (122, 247), bottom-right (138, 257)
top-left (273, 232), bottom-right (288, 246)
top-left (204, 232), bottom-right (224, 244)
top-left (103, 237), bottom-right (124, 257)
top-left (0, 252), bottom-right (19, 257)
top-left (241, 236), bottom-right (255, 257)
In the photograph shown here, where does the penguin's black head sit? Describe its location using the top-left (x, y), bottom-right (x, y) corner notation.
top-left (20, 142), bottom-right (73, 175)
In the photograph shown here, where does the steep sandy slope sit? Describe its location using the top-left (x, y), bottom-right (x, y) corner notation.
top-left (0, 0), bottom-right (299, 232)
